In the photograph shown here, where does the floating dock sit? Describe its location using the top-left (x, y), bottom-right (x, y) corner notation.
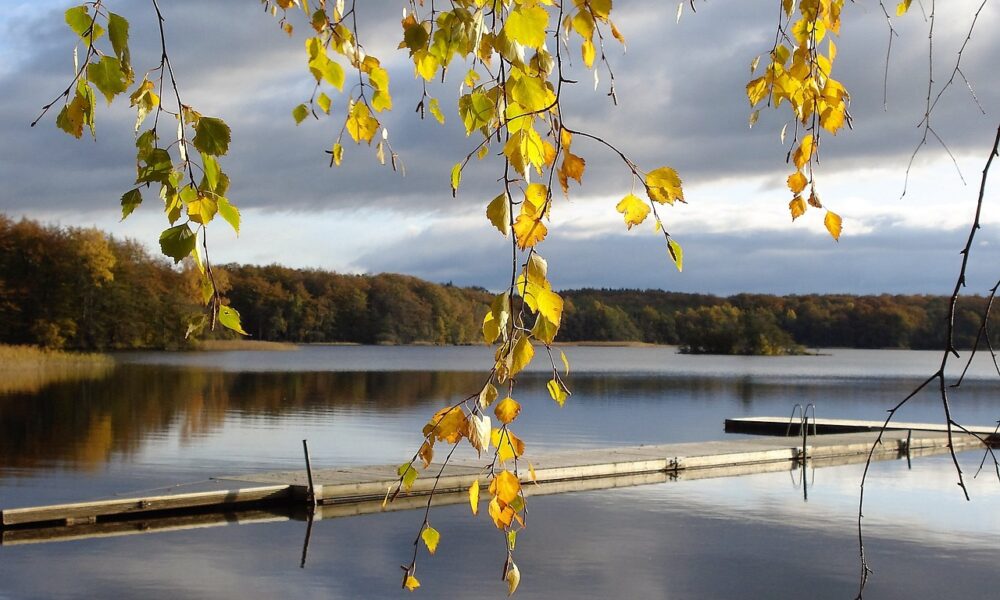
top-left (1, 420), bottom-right (991, 544)
top-left (725, 416), bottom-right (1000, 439)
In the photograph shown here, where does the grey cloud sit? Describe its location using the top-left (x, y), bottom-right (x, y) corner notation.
top-left (3, 0), bottom-right (997, 215)
top-left (356, 221), bottom-right (1000, 295)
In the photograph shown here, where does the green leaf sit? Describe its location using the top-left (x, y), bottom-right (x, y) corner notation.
top-left (87, 56), bottom-right (128, 104)
top-left (136, 148), bottom-right (173, 184)
top-left (217, 196), bottom-right (241, 235)
top-left (120, 188), bottom-right (142, 220)
top-left (107, 13), bottom-right (131, 77)
top-left (218, 305), bottom-right (248, 335)
top-left (398, 463), bottom-right (419, 491)
top-left (65, 5), bottom-right (104, 43)
top-left (201, 153), bottom-right (220, 191)
top-left (193, 117), bottom-right (231, 156)
top-left (292, 103), bottom-right (310, 125)
top-left (159, 224), bottom-right (196, 263)
top-left (421, 525), bottom-right (441, 554)
top-left (667, 238), bottom-right (683, 272)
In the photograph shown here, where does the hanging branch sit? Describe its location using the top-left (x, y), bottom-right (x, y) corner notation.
top-left (854, 123), bottom-right (1000, 599)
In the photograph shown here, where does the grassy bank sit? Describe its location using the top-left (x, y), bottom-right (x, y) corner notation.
top-left (0, 345), bottom-right (115, 395)
top-left (194, 340), bottom-right (299, 351)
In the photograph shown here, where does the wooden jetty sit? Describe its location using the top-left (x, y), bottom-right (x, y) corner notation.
top-left (1, 423), bottom-right (990, 544)
top-left (725, 416), bottom-right (1000, 439)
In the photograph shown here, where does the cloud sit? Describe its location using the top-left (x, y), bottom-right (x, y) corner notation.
top-left (1, 1), bottom-right (998, 293)
top-left (356, 217), bottom-right (1000, 296)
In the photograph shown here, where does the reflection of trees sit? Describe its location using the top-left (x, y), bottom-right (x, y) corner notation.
top-left (4, 365), bottom-right (997, 475)
top-left (0, 366), bottom-right (485, 474)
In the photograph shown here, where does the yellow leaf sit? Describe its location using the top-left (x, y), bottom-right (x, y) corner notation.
top-left (558, 152), bottom-right (585, 193)
top-left (504, 5), bottom-right (549, 49)
top-left (494, 397), bottom-right (522, 424)
top-left (513, 213), bottom-right (548, 249)
top-left (421, 525), bottom-right (440, 554)
top-left (331, 142), bottom-right (343, 166)
top-left (581, 38), bottom-right (596, 68)
top-left (418, 440), bottom-right (434, 468)
top-left (428, 97), bottom-right (444, 124)
top-left (560, 350), bottom-right (570, 375)
top-left (346, 102), bottom-right (378, 144)
top-left (896, 0), bottom-right (912, 16)
top-left (492, 469), bottom-right (521, 504)
top-left (506, 561), bottom-right (521, 597)
top-left (531, 313), bottom-right (559, 344)
top-left (414, 49), bottom-right (439, 81)
top-left (483, 311), bottom-right (501, 343)
top-left (528, 462), bottom-right (538, 483)
top-left (616, 193), bottom-right (650, 230)
top-left (667, 238), bottom-right (683, 273)
top-left (645, 166), bottom-right (684, 204)
top-left (825, 210), bottom-right (843, 241)
top-left (492, 427), bottom-right (525, 463)
top-left (547, 378), bottom-right (567, 406)
top-left (187, 194), bottom-right (218, 225)
top-left (746, 76), bottom-right (768, 106)
top-left (524, 183), bottom-right (548, 209)
top-left (450, 162), bottom-right (462, 195)
top-left (422, 406), bottom-right (467, 444)
top-left (509, 335), bottom-right (534, 376)
top-left (535, 288), bottom-right (563, 327)
top-left (789, 195), bottom-right (807, 221)
top-left (404, 575), bottom-right (420, 591)
top-left (792, 134), bottom-right (814, 170)
top-left (469, 480), bottom-right (480, 515)
top-left (787, 171), bottom-right (808, 195)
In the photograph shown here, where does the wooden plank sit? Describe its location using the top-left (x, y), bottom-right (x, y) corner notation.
top-left (1, 485), bottom-right (290, 527)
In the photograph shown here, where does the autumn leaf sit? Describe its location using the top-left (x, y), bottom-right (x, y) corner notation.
top-left (547, 378), bottom-right (568, 406)
top-left (468, 413), bottom-right (491, 456)
top-left (825, 210), bottom-right (843, 241)
top-left (513, 213), bottom-right (548, 249)
top-left (479, 382), bottom-right (499, 408)
top-left (787, 171), bottom-right (808, 195)
top-left (492, 428), bottom-right (525, 463)
top-left (469, 480), bottom-right (480, 515)
top-left (487, 194), bottom-right (511, 236)
top-left (789, 195), bottom-right (807, 221)
top-left (792, 135), bottom-right (814, 170)
top-left (506, 561), bottom-right (521, 596)
top-left (645, 167), bottom-right (684, 204)
top-left (403, 575), bottom-right (420, 591)
top-left (616, 193), bottom-right (650, 229)
top-left (492, 470), bottom-right (521, 504)
top-left (421, 525), bottom-right (441, 554)
top-left (422, 406), bottom-right (467, 444)
top-left (509, 335), bottom-right (534, 376)
top-left (666, 238), bottom-right (683, 273)
top-left (504, 5), bottom-right (548, 49)
top-left (494, 397), bottom-right (522, 424)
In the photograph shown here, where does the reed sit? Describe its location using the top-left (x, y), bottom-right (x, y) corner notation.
top-left (194, 339), bottom-right (298, 351)
top-left (0, 344), bottom-right (115, 395)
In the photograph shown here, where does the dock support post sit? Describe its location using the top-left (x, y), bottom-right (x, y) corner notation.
top-left (302, 439), bottom-right (318, 509)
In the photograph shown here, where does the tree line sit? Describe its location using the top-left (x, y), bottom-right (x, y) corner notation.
top-left (2, 215), bottom-right (995, 352)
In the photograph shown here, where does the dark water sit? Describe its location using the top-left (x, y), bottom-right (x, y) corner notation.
top-left (1, 346), bottom-right (999, 598)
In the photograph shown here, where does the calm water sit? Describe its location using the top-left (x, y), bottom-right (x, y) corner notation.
top-left (2, 346), bottom-right (1000, 598)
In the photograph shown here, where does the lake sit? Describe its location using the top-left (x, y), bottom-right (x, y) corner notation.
top-left (1, 346), bottom-right (999, 598)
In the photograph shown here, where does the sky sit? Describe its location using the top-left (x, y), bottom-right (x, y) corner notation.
top-left (1, 0), bottom-right (999, 295)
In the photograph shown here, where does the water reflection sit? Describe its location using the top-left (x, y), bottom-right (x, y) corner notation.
top-left (3, 356), bottom-right (1000, 479)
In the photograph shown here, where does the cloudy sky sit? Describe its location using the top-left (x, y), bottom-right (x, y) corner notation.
top-left (1, 0), bottom-right (998, 295)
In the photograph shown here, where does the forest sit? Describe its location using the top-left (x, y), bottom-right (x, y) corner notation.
top-left (1, 215), bottom-right (994, 353)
